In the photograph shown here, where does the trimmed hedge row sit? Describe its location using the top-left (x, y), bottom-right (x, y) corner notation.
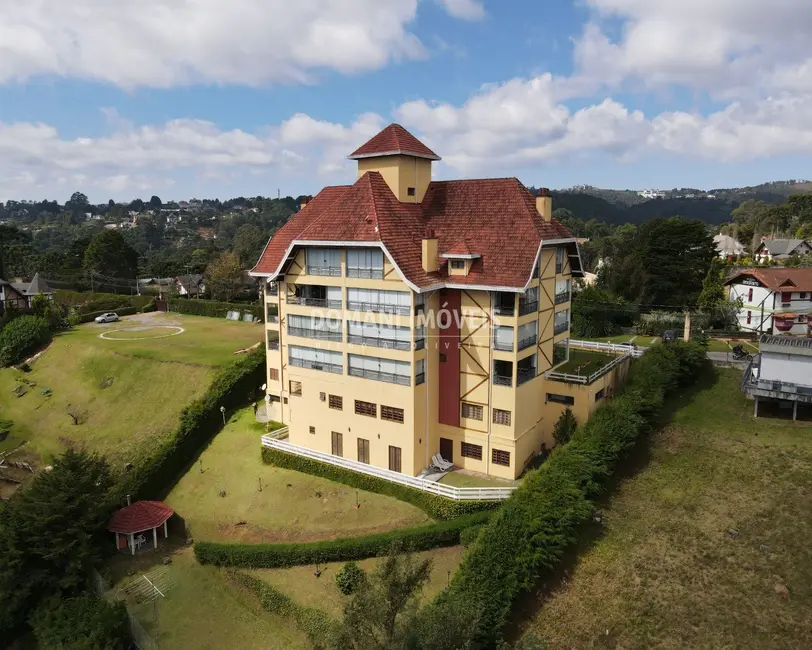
top-left (123, 348), bottom-right (265, 500)
top-left (0, 315), bottom-right (52, 366)
top-left (430, 341), bottom-right (708, 647)
top-left (78, 307), bottom-right (138, 323)
top-left (168, 299), bottom-right (263, 320)
top-left (55, 290), bottom-right (154, 314)
top-left (195, 511), bottom-right (491, 568)
top-left (261, 447), bottom-right (500, 520)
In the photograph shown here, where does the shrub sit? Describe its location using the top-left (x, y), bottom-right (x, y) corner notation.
top-left (261, 448), bottom-right (499, 520)
top-left (0, 315), bottom-right (52, 366)
top-left (168, 298), bottom-right (263, 321)
top-left (552, 408), bottom-right (577, 446)
top-left (335, 561), bottom-right (366, 595)
top-left (29, 594), bottom-right (129, 650)
top-left (458, 524), bottom-right (483, 546)
top-left (429, 342), bottom-right (708, 647)
top-left (195, 512), bottom-right (490, 568)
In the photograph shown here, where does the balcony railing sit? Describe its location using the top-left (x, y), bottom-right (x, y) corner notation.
top-left (494, 304), bottom-right (515, 316)
top-left (415, 372), bottom-right (425, 385)
top-left (519, 300), bottom-right (538, 316)
top-left (288, 296), bottom-right (342, 309)
top-left (554, 292), bottom-right (571, 305)
top-left (288, 326), bottom-right (342, 342)
top-left (518, 335), bottom-right (536, 351)
top-left (307, 265), bottom-right (341, 277)
top-left (267, 340), bottom-right (279, 351)
top-left (517, 366), bottom-right (536, 386)
top-left (414, 338), bottom-right (425, 350)
top-left (493, 375), bottom-right (512, 387)
top-left (347, 301), bottom-right (410, 316)
top-left (267, 313), bottom-right (279, 324)
top-left (347, 268), bottom-right (384, 279)
top-left (348, 367), bottom-right (411, 386)
top-left (554, 321), bottom-right (569, 335)
top-left (347, 333), bottom-right (411, 351)
top-left (290, 357), bottom-right (342, 374)
top-left (494, 339), bottom-right (514, 352)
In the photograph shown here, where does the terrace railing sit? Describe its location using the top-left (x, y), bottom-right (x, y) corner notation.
top-left (554, 291), bottom-right (571, 305)
top-left (569, 339), bottom-right (644, 357)
top-left (288, 296), bottom-right (342, 309)
top-left (306, 266), bottom-right (341, 277)
top-left (348, 367), bottom-right (411, 386)
top-left (347, 268), bottom-right (384, 279)
top-left (493, 374), bottom-right (512, 387)
top-left (517, 335), bottom-right (536, 351)
top-left (518, 300), bottom-right (538, 316)
top-left (347, 301), bottom-right (410, 316)
top-left (347, 333), bottom-right (411, 351)
top-left (517, 366), bottom-right (536, 386)
top-left (553, 321), bottom-right (569, 335)
top-left (545, 350), bottom-right (629, 385)
top-left (260, 435), bottom-right (516, 501)
top-left (289, 357), bottom-right (343, 374)
top-left (288, 326), bottom-right (343, 342)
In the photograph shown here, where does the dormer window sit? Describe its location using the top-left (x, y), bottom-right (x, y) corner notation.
top-left (407, 187), bottom-right (416, 197)
top-left (450, 260), bottom-right (465, 270)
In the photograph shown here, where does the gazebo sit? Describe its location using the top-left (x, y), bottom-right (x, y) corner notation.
top-left (109, 500), bottom-right (174, 555)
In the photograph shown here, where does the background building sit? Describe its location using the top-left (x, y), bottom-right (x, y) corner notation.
top-left (726, 268), bottom-right (812, 336)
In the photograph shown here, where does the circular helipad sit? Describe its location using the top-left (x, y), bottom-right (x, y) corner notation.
top-left (99, 325), bottom-right (185, 341)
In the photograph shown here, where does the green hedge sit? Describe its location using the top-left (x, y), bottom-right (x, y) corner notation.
top-left (261, 447), bottom-right (500, 520)
top-left (55, 290), bottom-right (153, 314)
top-left (168, 299), bottom-right (263, 320)
top-left (123, 348), bottom-right (266, 500)
top-left (226, 571), bottom-right (334, 646)
top-left (78, 307), bottom-right (138, 323)
top-left (195, 511), bottom-right (490, 568)
top-left (0, 315), bottom-right (52, 366)
top-left (430, 342), bottom-right (708, 647)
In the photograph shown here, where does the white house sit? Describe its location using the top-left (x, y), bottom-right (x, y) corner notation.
top-left (753, 238), bottom-right (811, 263)
top-left (713, 233), bottom-right (747, 259)
top-left (725, 268), bottom-right (812, 336)
top-left (742, 335), bottom-right (812, 421)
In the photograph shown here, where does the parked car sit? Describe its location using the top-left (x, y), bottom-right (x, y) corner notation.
top-left (661, 329), bottom-right (678, 343)
top-left (94, 312), bottom-right (120, 323)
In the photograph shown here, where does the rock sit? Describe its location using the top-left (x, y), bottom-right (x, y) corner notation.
top-left (728, 529), bottom-right (740, 538)
top-left (774, 583), bottom-right (790, 600)
top-left (760, 544), bottom-right (772, 552)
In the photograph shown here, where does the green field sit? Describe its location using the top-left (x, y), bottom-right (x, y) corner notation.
top-left (438, 470), bottom-right (516, 488)
top-left (165, 409), bottom-right (431, 543)
top-left (522, 369), bottom-right (812, 648)
top-left (0, 313), bottom-right (263, 491)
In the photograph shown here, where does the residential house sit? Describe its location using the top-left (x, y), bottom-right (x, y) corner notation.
top-left (11, 272), bottom-right (54, 307)
top-left (0, 279), bottom-right (29, 313)
top-left (251, 123), bottom-right (590, 480)
top-left (754, 238), bottom-right (811, 263)
top-left (742, 335), bottom-right (812, 421)
top-left (713, 233), bottom-right (747, 259)
top-left (175, 274), bottom-right (206, 297)
top-left (725, 268), bottom-right (812, 336)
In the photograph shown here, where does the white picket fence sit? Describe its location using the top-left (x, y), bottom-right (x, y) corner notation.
top-left (569, 339), bottom-right (644, 357)
top-left (261, 433), bottom-right (516, 501)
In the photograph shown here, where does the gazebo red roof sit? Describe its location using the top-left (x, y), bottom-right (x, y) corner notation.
top-left (108, 500), bottom-right (174, 534)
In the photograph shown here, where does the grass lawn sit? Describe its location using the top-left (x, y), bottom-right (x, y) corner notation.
top-left (249, 546), bottom-right (466, 619)
top-left (113, 548), bottom-right (308, 650)
top-left (522, 368), bottom-right (812, 649)
top-left (439, 470), bottom-right (516, 488)
top-left (706, 338), bottom-right (761, 354)
top-left (165, 409), bottom-right (430, 543)
top-left (555, 348), bottom-right (618, 375)
top-left (0, 313), bottom-right (262, 493)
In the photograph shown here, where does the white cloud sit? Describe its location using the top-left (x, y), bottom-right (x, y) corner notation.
top-left (437, 0), bottom-right (485, 20)
top-left (0, 0), bottom-right (426, 88)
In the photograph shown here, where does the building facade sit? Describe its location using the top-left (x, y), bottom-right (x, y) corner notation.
top-left (252, 124), bottom-right (584, 480)
top-left (742, 335), bottom-right (812, 421)
top-left (753, 238), bottom-right (811, 263)
top-left (726, 268), bottom-right (812, 336)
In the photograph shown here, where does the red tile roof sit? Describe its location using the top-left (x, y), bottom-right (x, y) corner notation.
top-left (442, 239), bottom-right (479, 257)
top-left (725, 268), bottom-right (812, 292)
top-left (108, 501), bottom-right (173, 534)
top-left (348, 124), bottom-right (440, 161)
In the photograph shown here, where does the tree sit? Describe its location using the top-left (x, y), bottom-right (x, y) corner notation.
top-left (205, 251), bottom-right (244, 301)
top-left (30, 595), bottom-right (129, 650)
top-left (331, 547), bottom-right (432, 650)
top-left (231, 223), bottom-right (266, 266)
top-left (553, 408), bottom-right (577, 446)
top-left (83, 230), bottom-right (139, 279)
top-left (149, 195), bottom-right (163, 209)
top-left (697, 258), bottom-right (741, 328)
top-left (571, 285), bottom-right (638, 338)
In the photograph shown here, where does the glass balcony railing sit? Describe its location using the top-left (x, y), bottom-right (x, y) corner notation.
top-left (494, 338), bottom-right (514, 352)
top-left (347, 301), bottom-right (410, 316)
top-left (347, 333), bottom-right (411, 351)
top-left (288, 296), bottom-right (342, 309)
top-left (289, 357), bottom-right (342, 374)
top-left (288, 326), bottom-right (342, 342)
top-left (347, 268), bottom-right (383, 279)
top-left (348, 367), bottom-right (410, 386)
top-left (267, 340), bottom-right (279, 351)
top-left (307, 265), bottom-right (341, 277)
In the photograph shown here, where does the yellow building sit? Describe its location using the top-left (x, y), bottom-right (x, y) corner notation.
top-left (251, 124), bottom-right (590, 480)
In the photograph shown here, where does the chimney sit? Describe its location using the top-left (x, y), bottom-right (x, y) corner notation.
top-left (299, 195), bottom-right (312, 211)
top-left (536, 187), bottom-right (552, 222)
top-left (422, 227), bottom-right (439, 273)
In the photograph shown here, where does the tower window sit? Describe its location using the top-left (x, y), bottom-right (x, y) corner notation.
top-left (407, 187), bottom-right (416, 197)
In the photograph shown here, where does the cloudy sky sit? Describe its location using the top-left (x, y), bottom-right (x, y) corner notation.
top-left (1, 0), bottom-right (811, 202)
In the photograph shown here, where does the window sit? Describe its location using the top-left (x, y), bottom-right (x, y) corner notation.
top-left (517, 354), bottom-right (537, 386)
top-left (389, 445), bottom-right (402, 473)
top-left (493, 359), bottom-right (512, 386)
top-left (461, 442), bottom-right (482, 460)
top-left (546, 393), bottom-right (574, 405)
top-left (800, 292), bottom-right (808, 300)
top-left (494, 326), bottom-right (514, 351)
top-left (357, 438), bottom-right (370, 464)
top-left (266, 304), bottom-right (278, 323)
top-left (415, 358), bottom-right (425, 385)
top-left (348, 354), bottom-right (411, 386)
top-left (347, 321), bottom-right (411, 350)
top-left (381, 406), bottom-right (404, 423)
top-left (290, 380), bottom-right (302, 396)
top-left (782, 291), bottom-right (792, 304)
top-left (746, 310), bottom-right (752, 325)
top-left (532, 259), bottom-right (539, 279)
top-left (289, 345), bottom-right (343, 374)
top-left (555, 247), bottom-right (565, 274)
top-left (268, 394), bottom-right (281, 404)
top-left (414, 325), bottom-right (426, 350)
top-left (517, 320), bottom-right (538, 351)
top-left (553, 339), bottom-right (569, 366)
top-left (355, 400), bottom-right (377, 417)
top-left (288, 314), bottom-right (342, 342)
top-left (309, 426), bottom-right (316, 434)
top-left (595, 388), bottom-right (605, 402)
top-left (269, 368), bottom-right (279, 381)
top-left (555, 279), bottom-right (571, 304)
top-left (346, 248), bottom-right (384, 279)
top-left (494, 292), bottom-right (515, 315)
top-left (306, 247), bottom-right (341, 276)
top-left (414, 291), bottom-right (425, 313)
top-left (320, 392), bottom-right (326, 402)
top-left (493, 409), bottom-right (511, 426)
top-left (331, 431), bottom-right (343, 457)
top-left (748, 288), bottom-right (753, 302)
top-left (461, 402), bottom-right (483, 421)
top-left (450, 259), bottom-right (465, 270)
top-left (347, 288), bottom-right (410, 315)
top-left (329, 394), bottom-right (343, 410)
top-left (492, 448), bottom-right (511, 467)
top-left (554, 309), bottom-right (569, 335)
top-left (407, 187), bottom-right (416, 197)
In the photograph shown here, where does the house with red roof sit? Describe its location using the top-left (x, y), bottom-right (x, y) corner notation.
top-left (251, 124), bottom-right (585, 480)
top-left (725, 268), bottom-right (812, 336)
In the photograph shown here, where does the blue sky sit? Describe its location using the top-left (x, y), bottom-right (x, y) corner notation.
top-left (1, 0), bottom-right (811, 202)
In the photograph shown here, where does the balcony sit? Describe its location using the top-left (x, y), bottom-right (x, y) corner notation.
top-left (415, 372), bottom-right (425, 385)
top-left (494, 292), bottom-right (515, 316)
top-left (267, 313), bottom-right (279, 324)
top-left (288, 296), bottom-right (342, 309)
top-left (493, 375), bottom-right (512, 387)
top-left (267, 284), bottom-right (278, 297)
top-left (494, 338), bottom-right (514, 352)
top-left (493, 359), bottom-right (513, 386)
top-left (306, 265), bottom-right (341, 277)
top-left (347, 268), bottom-right (383, 280)
top-left (290, 357), bottom-right (342, 374)
top-left (554, 292), bottom-right (570, 305)
top-left (348, 367), bottom-right (410, 386)
top-left (519, 300), bottom-right (538, 316)
top-left (554, 321), bottom-right (569, 335)
top-left (517, 366), bottom-right (536, 386)
top-left (288, 326), bottom-right (342, 342)
top-left (268, 340), bottom-right (279, 351)
top-left (347, 333), bottom-right (411, 351)
top-left (518, 335), bottom-right (536, 351)
top-left (347, 301), bottom-right (410, 316)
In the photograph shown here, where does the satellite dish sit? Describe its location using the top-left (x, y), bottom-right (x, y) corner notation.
top-left (261, 383), bottom-right (267, 391)
top-left (265, 394), bottom-right (271, 403)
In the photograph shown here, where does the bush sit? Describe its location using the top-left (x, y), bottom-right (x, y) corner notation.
top-left (0, 315), bottom-right (52, 366)
top-left (458, 524), bottom-right (483, 546)
top-left (55, 290), bottom-right (154, 314)
top-left (168, 298), bottom-right (263, 321)
top-left (195, 512), bottom-right (490, 568)
top-left (335, 561), bottom-right (366, 595)
top-left (77, 307), bottom-right (138, 324)
top-left (261, 448), bottom-right (500, 520)
top-left (29, 594), bottom-right (129, 650)
top-left (430, 342), bottom-right (708, 647)
top-left (123, 348), bottom-right (265, 500)
top-left (552, 408), bottom-right (577, 446)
